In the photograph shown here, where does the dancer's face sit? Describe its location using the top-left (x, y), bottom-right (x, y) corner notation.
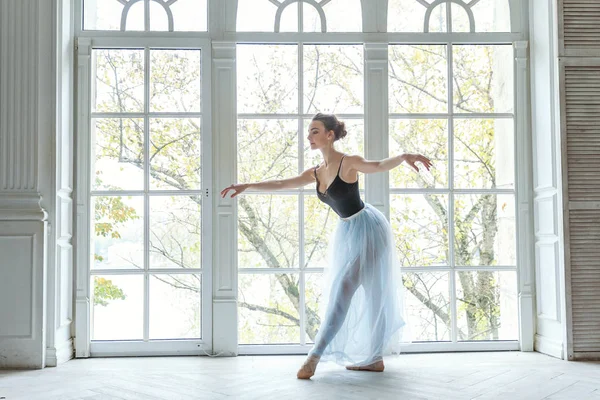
top-left (307, 120), bottom-right (334, 150)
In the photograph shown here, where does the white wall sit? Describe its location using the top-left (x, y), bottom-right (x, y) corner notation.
top-left (0, 0), bottom-right (74, 368)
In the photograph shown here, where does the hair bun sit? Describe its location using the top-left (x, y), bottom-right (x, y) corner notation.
top-left (336, 121), bottom-right (347, 140)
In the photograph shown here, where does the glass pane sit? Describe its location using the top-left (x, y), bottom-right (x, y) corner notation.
top-left (389, 119), bottom-right (447, 189)
top-left (304, 45), bottom-right (364, 114)
top-left (237, 45), bottom-right (298, 114)
top-left (403, 272), bottom-right (451, 342)
top-left (389, 45), bottom-right (448, 114)
top-left (428, 2), bottom-right (447, 33)
top-left (471, 0), bottom-right (512, 32)
top-left (126, 2), bottom-right (145, 31)
top-left (93, 49), bottom-right (144, 113)
top-left (149, 1), bottom-right (169, 31)
top-left (454, 118), bottom-right (514, 190)
top-left (236, 0), bottom-right (278, 32)
top-left (92, 275), bottom-right (143, 340)
top-left (391, 194), bottom-right (449, 267)
top-left (150, 50), bottom-right (201, 113)
top-left (238, 195), bottom-right (299, 269)
top-left (92, 196), bottom-right (144, 270)
top-left (238, 273), bottom-right (301, 344)
top-left (150, 196), bottom-right (201, 269)
top-left (91, 118), bottom-right (144, 191)
top-left (388, 0), bottom-right (428, 32)
top-left (304, 195), bottom-right (337, 269)
top-left (150, 118), bottom-right (201, 191)
top-left (453, 45), bottom-right (514, 114)
top-left (237, 119), bottom-right (298, 184)
top-left (84, 0), bottom-right (123, 31)
top-left (279, 1), bottom-right (299, 32)
top-left (456, 271), bottom-right (518, 340)
top-left (170, 0), bottom-right (208, 31)
top-left (149, 274), bottom-right (202, 339)
top-left (303, 1), bottom-right (323, 33)
top-left (305, 273), bottom-right (324, 344)
top-left (315, 0), bottom-right (362, 32)
top-left (304, 119), bottom-right (365, 188)
top-left (451, 3), bottom-right (472, 32)
top-left (454, 194), bottom-right (516, 266)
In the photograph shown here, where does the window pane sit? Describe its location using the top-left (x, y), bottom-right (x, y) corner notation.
top-left (238, 195), bottom-right (299, 269)
top-left (303, 0), bottom-right (362, 32)
top-left (84, 0), bottom-right (124, 31)
top-left (149, 274), bottom-right (202, 339)
top-left (454, 118), bottom-right (514, 190)
top-left (237, 45), bottom-right (298, 114)
top-left (304, 45), bottom-right (364, 114)
top-left (170, 0), bottom-right (208, 31)
top-left (388, 0), bottom-right (428, 32)
top-left (304, 119), bottom-right (365, 188)
top-left (456, 271), bottom-right (518, 341)
top-left (150, 50), bottom-right (201, 113)
top-left (150, 118), bottom-right (201, 191)
top-left (304, 195), bottom-right (337, 269)
top-left (391, 194), bottom-right (449, 267)
top-left (403, 272), bottom-right (451, 341)
top-left (454, 194), bottom-right (516, 266)
top-left (279, 2), bottom-right (299, 32)
top-left (427, 2), bottom-right (448, 33)
top-left (389, 45), bottom-right (448, 114)
top-left (93, 49), bottom-right (144, 113)
top-left (149, 1), bottom-right (169, 31)
top-left (236, 0), bottom-right (278, 32)
top-left (453, 45), bottom-right (514, 113)
top-left (238, 273), bottom-right (301, 344)
top-left (92, 118), bottom-right (144, 191)
top-left (92, 196), bottom-right (144, 270)
top-left (471, 0), bottom-right (512, 32)
top-left (303, 2), bottom-right (323, 33)
top-left (452, 3), bottom-right (472, 32)
top-left (149, 196), bottom-right (201, 269)
top-left (92, 275), bottom-right (143, 340)
top-left (389, 119), bottom-right (447, 189)
top-left (238, 119), bottom-right (298, 183)
top-left (305, 273), bottom-right (324, 344)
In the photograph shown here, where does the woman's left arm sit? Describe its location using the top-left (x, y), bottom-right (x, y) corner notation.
top-left (346, 153), bottom-right (433, 174)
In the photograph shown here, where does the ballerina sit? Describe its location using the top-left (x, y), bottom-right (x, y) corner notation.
top-left (221, 113), bottom-right (432, 379)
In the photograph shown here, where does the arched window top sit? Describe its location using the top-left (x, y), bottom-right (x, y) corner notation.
top-left (236, 0), bottom-right (362, 33)
top-left (83, 0), bottom-right (208, 31)
top-left (389, 0), bottom-right (513, 33)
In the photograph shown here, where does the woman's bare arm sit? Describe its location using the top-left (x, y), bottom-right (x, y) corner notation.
top-left (220, 167), bottom-right (315, 198)
top-left (345, 153), bottom-right (432, 175)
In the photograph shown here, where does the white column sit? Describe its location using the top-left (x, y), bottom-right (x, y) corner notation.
top-left (529, 0), bottom-right (566, 359)
top-left (212, 42), bottom-right (238, 356)
top-left (0, 0), bottom-right (53, 369)
top-left (364, 43), bottom-right (389, 217)
top-left (515, 41), bottom-right (535, 352)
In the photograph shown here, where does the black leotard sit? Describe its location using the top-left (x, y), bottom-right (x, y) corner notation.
top-left (314, 155), bottom-right (365, 218)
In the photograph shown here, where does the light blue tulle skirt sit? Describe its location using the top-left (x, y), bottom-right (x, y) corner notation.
top-left (312, 203), bottom-right (406, 366)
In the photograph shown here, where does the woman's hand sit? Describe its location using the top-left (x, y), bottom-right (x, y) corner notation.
top-left (403, 153), bottom-right (433, 172)
top-left (220, 183), bottom-right (250, 198)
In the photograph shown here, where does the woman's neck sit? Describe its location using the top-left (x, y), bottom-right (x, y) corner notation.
top-left (320, 147), bottom-right (339, 167)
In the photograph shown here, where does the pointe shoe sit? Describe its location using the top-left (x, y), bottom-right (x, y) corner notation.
top-left (297, 355), bottom-right (320, 379)
top-left (345, 359), bottom-right (385, 372)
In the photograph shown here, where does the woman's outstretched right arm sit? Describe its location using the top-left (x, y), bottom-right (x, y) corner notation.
top-left (220, 167), bottom-right (315, 198)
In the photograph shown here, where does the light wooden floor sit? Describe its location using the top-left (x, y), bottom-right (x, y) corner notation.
top-left (1, 352), bottom-right (599, 399)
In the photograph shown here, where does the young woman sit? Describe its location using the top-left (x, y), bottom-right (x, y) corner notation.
top-left (221, 113), bottom-right (432, 379)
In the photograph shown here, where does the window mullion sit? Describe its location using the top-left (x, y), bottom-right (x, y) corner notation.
top-left (143, 46), bottom-right (151, 342)
top-left (298, 42), bottom-right (306, 346)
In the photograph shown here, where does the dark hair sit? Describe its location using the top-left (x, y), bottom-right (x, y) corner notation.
top-left (312, 113), bottom-right (347, 141)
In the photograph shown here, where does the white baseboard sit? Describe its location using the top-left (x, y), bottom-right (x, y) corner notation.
top-left (46, 338), bottom-right (74, 367)
top-left (534, 334), bottom-right (564, 359)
